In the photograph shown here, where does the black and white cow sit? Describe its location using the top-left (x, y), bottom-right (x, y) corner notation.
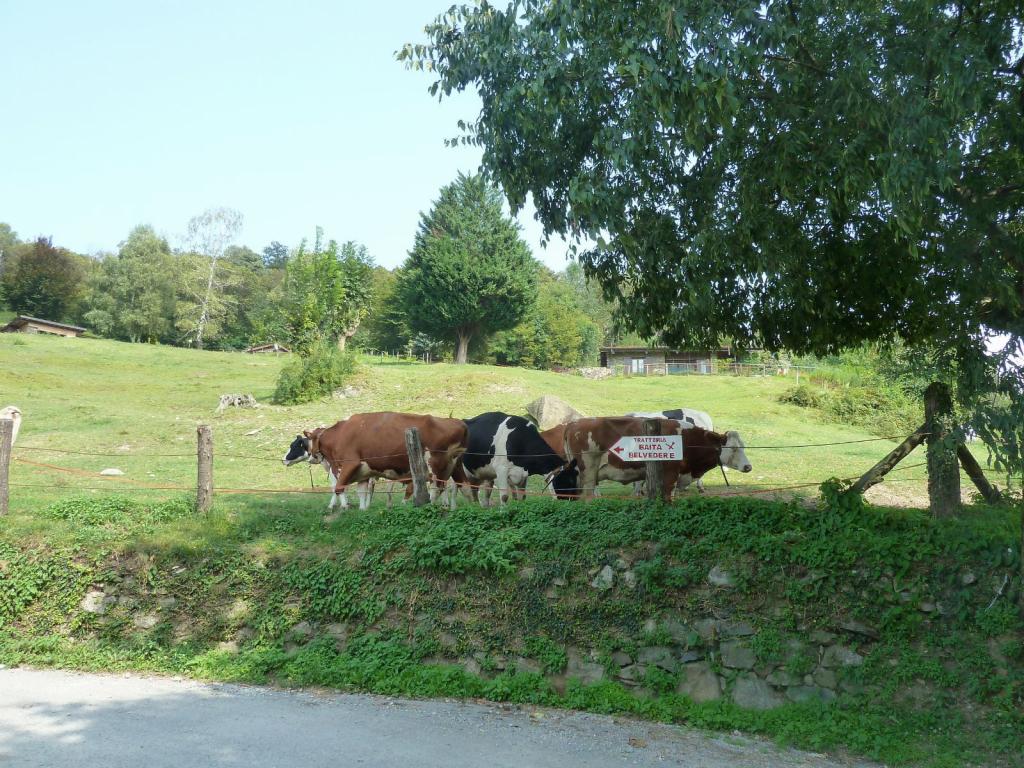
top-left (625, 408), bottom-right (713, 430)
top-left (461, 412), bottom-right (567, 506)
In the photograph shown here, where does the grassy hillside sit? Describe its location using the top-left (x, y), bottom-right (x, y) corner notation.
top-left (0, 332), bottom-right (1001, 511)
top-left (2, 334), bottom-right (1021, 767)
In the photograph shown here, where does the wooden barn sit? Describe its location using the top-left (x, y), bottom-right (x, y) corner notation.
top-left (1, 316), bottom-right (85, 338)
top-left (600, 345), bottom-right (735, 374)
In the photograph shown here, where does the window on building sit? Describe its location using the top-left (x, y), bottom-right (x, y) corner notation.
top-left (631, 357), bottom-right (645, 374)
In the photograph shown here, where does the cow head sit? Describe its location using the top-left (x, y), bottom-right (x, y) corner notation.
top-left (719, 430), bottom-right (752, 473)
top-left (282, 434), bottom-right (312, 466)
top-left (550, 460), bottom-right (581, 500)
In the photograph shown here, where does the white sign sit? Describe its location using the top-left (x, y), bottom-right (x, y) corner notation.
top-left (609, 435), bottom-right (683, 462)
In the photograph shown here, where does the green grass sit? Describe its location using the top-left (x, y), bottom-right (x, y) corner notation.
top-left (1, 332), bottom-right (1003, 513)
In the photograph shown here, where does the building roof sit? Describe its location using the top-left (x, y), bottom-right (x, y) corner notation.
top-left (2, 315), bottom-right (86, 333)
top-left (599, 345), bottom-right (731, 353)
top-left (245, 342), bottom-right (291, 353)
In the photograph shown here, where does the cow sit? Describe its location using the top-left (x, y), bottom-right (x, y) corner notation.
top-left (626, 408), bottom-right (713, 430)
top-left (283, 428), bottom-right (411, 510)
top-left (538, 423), bottom-right (589, 499)
top-left (460, 412), bottom-right (567, 506)
top-left (625, 409), bottom-right (714, 493)
top-left (282, 412), bottom-right (468, 511)
top-left (554, 417), bottom-right (752, 500)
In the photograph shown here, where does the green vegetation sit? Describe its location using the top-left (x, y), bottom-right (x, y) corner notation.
top-left (1, 489), bottom-right (1020, 767)
top-left (403, 0), bottom-right (1024, 473)
top-left (1, 334), bottom-right (1022, 766)
top-left (398, 173), bottom-right (538, 364)
top-left (4, 331), bottom-right (1013, 513)
top-left (272, 343), bottom-right (357, 405)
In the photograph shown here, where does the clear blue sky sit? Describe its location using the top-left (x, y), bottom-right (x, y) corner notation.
top-left (0, 0), bottom-right (570, 269)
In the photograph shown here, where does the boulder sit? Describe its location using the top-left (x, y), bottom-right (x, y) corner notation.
top-left (695, 618), bottom-right (721, 641)
top-left (621, 570), bottom-right (637, 590)
top-left (525, 395), bottom-right (583, 430)
top-left (766, 669), bottom-right (800, 687)
top-left (616, 664), bottom-right (646, 686)
top-left (837, 619), bottom-right (879, 640)
top-left (720, 621), bottom-right (756, 638)
top-left (637, 647), bottom-right (676, 672)
top-left (731, 675), bottom-right (785, 710)
top-left (821, 644), bottom-right (864, 668)
top-left (566, 652), bottom-right (606, 685)
top-left (720, 640), bottom-right (756, 670)
top-left (663, 618), bottom-right (692, 645)
top-left (514, 657), bottom-right (544, 676)
top-left (707, 566), bottom-right (735, 588)
top-left (676, 662), bottom-right (722, 703)
top-left (813, 667), bottom-right (838, 689)
top-left (591, 565), bottom-right (615, 590)
top-left (786, 685), bottom-right (837, 704)
top-left (80, 590), bottom-right (113, 615)
top-left (611, 651), bottom-right (632, 667)
top-left (133, 614), bottom-right (159, 630)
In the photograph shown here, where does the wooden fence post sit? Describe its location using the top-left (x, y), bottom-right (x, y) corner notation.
top-left (0, 418), bottom-right (12, 516)
top-left (405, 427), bottom-right (431, 506)
top-left (849, 424), bottom-right (929, 495)
top-left (196, 425), bottom-right (213, 513)
top-left (643, 419), bottom-right (667, 503)
top-left (955, 444), bottom-right (1001, 504)
top-left (924, 382), bottom-right (960, 518)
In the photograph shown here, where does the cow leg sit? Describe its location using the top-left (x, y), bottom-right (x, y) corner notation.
top-left (330, 463), bottom-right (359, 512)
top-left (480, 480), bottom-right (493, 508)
top-left (356, 481), bottom-right (374, 511)
top-left (495, 462), bottom-right (511, 506)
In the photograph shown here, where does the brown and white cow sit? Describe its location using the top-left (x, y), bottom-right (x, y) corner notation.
top-left (554, 417), bottom-right (752, 500)
top-left (282, 412), bottom-right (468, 511)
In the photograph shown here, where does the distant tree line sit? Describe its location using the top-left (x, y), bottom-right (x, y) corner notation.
top-left (0, 175), bottom-right (640, 367)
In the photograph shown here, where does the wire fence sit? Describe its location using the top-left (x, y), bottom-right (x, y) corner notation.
top-left (5, 429), bottom-right (1010, 508)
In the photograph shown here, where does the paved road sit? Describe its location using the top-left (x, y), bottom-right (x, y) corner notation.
top-left (0, 668), bottom-right (873, 768)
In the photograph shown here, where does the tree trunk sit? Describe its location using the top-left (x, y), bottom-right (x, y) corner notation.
top-left (336, 335), bottom-right (347, 351)
top-left (455, 332), bottom-right (471, 364)
top-left (195, 255), bottom-right (218, 350)
top-left (925, 382), bottom-right (960, 518)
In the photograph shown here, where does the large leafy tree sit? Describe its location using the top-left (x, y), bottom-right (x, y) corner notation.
top-left (404, 0), bottom-right (1024, 465)
top-left (353, 266), bottom-right (414, 353)
top-left (490, 268), bottom-right (600, 368)
top-left (280, 229), bottom-right (374, 354)
top-left (1, 237), bottom-right (87, 321)
top-left (85, 226), bottom-right (178, 343)
top-left (176, 207), bottom-right (243, 350)
top-left (399, 173), bottom-right (538, 363)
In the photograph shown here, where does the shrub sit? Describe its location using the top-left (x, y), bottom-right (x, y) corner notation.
top-left (273, 342), bottom-right (356, 404)
top-left (780, 381), bottom-right (919, 437)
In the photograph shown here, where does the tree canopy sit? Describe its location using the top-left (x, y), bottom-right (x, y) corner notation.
top-left (399, 173), bottom-right (538, 363)
top-left (280, 229), bottom-right (375, 354)
top-left (1, 237), bottom-right (86, 321)
top-left (85, 226), bottom-right (178, 343)
top-left (404, 0), bottom-right (1024, 465)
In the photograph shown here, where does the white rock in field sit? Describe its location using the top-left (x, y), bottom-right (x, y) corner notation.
top-left (708, 565), bottom-right (735, 587)
top-left (100, 468), bottom-right (125, 476)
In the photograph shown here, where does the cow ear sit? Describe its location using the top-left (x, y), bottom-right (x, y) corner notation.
top-left (302, 430), bottom-right (312, 438)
